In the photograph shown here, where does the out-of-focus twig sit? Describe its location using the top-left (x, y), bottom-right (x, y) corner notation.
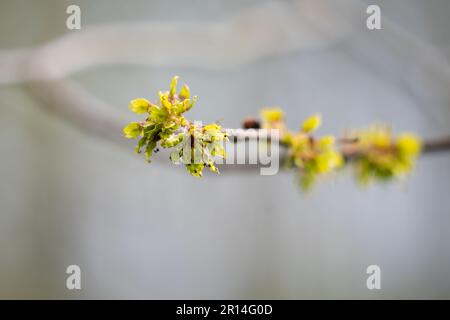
top-left (421, 136), bottom-right (450, 153)
top-left (238, 119), bottom-right (450, 157)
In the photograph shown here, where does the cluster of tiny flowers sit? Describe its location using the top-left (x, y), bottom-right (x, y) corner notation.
top-left (261, 108), bottom-right (343, 190)
top-left (123, 76), bottom-right (228, 177)
top-left (346, 125), bottom-right (422, 184)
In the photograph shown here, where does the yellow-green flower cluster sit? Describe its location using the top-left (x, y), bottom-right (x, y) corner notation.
top-left (262, 109), bottom-right (343, 190)
top-left (350, 125), bottom-right (422, 184)
top-left (123, 76), bottom-right (228, 177)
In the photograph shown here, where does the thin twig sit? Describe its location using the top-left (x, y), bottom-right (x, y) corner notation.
top-left (228, 128), bottom-right (450, 156)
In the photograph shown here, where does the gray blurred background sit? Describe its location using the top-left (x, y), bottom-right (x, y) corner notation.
top-left (0, 0), bottom-right (450, 299)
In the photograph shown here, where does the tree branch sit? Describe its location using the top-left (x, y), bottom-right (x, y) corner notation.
top-left (229, 127), bottom-right (450, 156)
